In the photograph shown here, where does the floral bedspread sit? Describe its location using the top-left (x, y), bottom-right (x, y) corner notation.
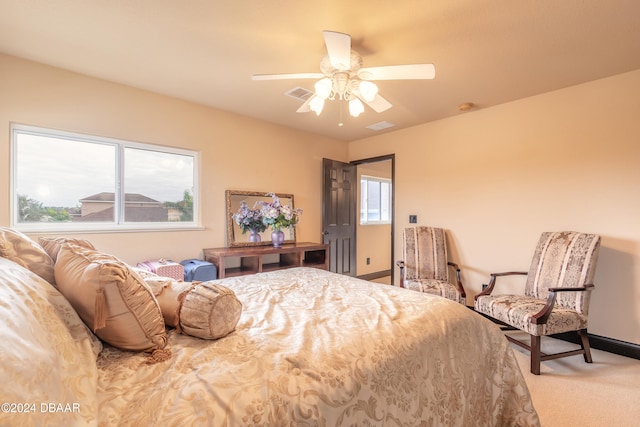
top-left (96, 267), bottom-right (539, 426)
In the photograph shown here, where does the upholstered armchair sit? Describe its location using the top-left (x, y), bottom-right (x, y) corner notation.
top-left (397, 226), bottom-right (466, 305)
top-left (475, 231), bottom-right (601, 375)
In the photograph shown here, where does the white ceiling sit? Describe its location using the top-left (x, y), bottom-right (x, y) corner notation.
top-left (2, 0), bottom-right (640, 141)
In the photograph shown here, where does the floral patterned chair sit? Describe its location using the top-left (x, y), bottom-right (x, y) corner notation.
top-left (474, 231), bottom-right (601, 375)
top-left (397, 226), bottom-right (466, 305)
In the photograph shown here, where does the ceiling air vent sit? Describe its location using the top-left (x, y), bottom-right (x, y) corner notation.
top-left (366, 121), bottom-right (396, 131)
top-left (284, 86), bottom-right (314, 101)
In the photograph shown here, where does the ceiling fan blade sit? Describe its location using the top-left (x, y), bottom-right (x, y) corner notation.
top-left (355, 91), bottom-right (392, 113)
top-left (296, 97), bottom-right (312, 113)
top-left (358, 64), bottom-right (436, 80)
top-left (366, 94), bottom-right (392, 113)
top-left (252, 72), bottom-right (324, 81)
top-left (323, 30), bottom-right (352, 71)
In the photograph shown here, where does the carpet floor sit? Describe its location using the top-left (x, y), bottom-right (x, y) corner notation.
top-left (507, 331), bottom-right (640, 427)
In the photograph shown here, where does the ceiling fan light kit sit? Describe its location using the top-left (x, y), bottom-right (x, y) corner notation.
top-left (349, 98), bottom-right (365, 117)
top-left (253, 30), bottom-right (435, 120)
top-left (359, 81), bottom-right (379, 102)
top-left (309, 96), bottom-right (325, 115)
top-left (309, 72), bottom-right (375, 117)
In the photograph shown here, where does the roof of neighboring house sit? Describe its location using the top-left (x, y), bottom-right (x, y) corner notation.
top-left (73, 206), bottom-right (169, 222)
top-left (79, 192), bottom-right (161, 204)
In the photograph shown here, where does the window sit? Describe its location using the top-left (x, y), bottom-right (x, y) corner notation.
top-left (360, 175), bottom-right (392, 225)
top-left (11, 124), bottom-right (199, 232)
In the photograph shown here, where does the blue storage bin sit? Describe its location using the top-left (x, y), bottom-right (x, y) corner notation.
top-left (180, 259), bottom-right (218, 282)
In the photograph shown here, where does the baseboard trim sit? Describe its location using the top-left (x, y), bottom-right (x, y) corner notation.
top-left (358, 270), bottom-right (391, 281)
top-left (552, 332), bottom-right (640, 360)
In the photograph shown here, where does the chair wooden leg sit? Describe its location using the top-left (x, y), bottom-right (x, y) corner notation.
top-left (578, 329), bottom-right (593, 363)
top-left (530, 335), bottom-right (541, 375)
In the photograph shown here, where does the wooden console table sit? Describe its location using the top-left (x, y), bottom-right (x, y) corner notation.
top-left (203, 242), bottom-right (329, 279)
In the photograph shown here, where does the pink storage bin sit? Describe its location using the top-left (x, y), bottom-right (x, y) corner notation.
top-left (137, 258), bottom-right (184, 281)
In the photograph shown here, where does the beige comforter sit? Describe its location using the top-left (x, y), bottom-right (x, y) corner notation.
top-left (97, 267), bottom-right (539, 426)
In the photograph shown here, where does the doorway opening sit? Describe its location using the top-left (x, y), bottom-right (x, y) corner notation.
top-left (352, 155), bottom-right (394, 285)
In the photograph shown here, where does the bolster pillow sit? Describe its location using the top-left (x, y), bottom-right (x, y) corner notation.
top-left (145, 277), bottom-right (242, 340)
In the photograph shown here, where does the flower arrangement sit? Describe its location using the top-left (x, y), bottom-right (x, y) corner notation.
top-left (232, 200), bottom-right (267, 234)
top-left (257, 192), bottom-right (303, 231)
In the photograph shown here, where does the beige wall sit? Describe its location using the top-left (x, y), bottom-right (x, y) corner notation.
top-left (349, 69), bottom-right (640, 345)
top-left (0, 54), bottom-right (347, 264)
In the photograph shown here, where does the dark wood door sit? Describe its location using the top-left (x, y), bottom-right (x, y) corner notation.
top-left (322, 158), bottom-right (357, 276)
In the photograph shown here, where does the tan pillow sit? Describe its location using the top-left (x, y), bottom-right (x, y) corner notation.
top-left (145, 278), bottom-right (242, 340)
top-left (54, 243), bottom-right (168, 356)
top-left (39, 237), bottom-right (95, 263)
top-left (180, 282), bottom-right (242, 339)
top-left (144, 277), bottom-right (193, 327)
top-left (0, 257), bottom-right (100, 426)
top-left (0, 227), bottom-right (55, 285)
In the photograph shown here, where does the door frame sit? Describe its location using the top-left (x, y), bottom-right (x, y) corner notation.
top-left (350, 153), bottom-right (395, 285)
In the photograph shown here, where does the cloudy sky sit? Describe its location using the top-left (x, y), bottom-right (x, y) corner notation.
top-left (16, 133), bottom-right (194, 207)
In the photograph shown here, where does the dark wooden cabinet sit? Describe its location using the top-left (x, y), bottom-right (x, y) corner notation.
top-left (203, 242), bottom-right (329, 279)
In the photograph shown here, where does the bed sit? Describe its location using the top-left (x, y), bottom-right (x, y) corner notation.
top-left (0, 230), bottom-right (539, 427)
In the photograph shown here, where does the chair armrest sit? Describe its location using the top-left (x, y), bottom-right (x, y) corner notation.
top-left (447, 261), bottom-right (466, 297)
top-left (530, 284), bottom-right (595, 325)
top-left (474, 271), bottom-right (528, 300)
top-left (396, 260), bottom-right (405, 288)
top-left (547, 284), bottom-right (595, 293)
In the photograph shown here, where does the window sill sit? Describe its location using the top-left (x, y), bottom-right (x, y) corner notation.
top-left (14, 223), bottom-right (205, 235)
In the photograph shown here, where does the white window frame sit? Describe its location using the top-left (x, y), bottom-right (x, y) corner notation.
top-left (10, 123), bottom-right (200, 233)
top-left (360, 175), bottom-right (392, 226)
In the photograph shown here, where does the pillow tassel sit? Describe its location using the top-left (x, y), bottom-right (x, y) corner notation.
top-left (94, 287), bottom-right (107, 331)
top-left (146, 348), bottom-right (172, 364)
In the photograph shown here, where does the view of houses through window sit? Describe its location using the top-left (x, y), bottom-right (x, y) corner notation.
top-left (12, 124), bottom-right (197, 230)
top-left (360, 175), bottom-right (392, 225)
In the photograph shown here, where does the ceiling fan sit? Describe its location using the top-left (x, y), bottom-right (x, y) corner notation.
top-left (252, 31), bottom-right (435, 118)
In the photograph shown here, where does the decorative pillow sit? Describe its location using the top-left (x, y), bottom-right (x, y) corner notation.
top-left (145, 278), bottom-right (242, 340)
top-left (54, 243), bottom-right (169, 358)
top-left (39, 236), bottom-right (96, 262)
top-left (144, 276), bottom-right (193, 326)
top-left (180, 281), bottom-right (243, 339)
top-left (0, 257), bottom-right (99, 426)
top-left (131, 265), bottom-right (161, 280)
top-left (0, 226), bottom-right (56, 285)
